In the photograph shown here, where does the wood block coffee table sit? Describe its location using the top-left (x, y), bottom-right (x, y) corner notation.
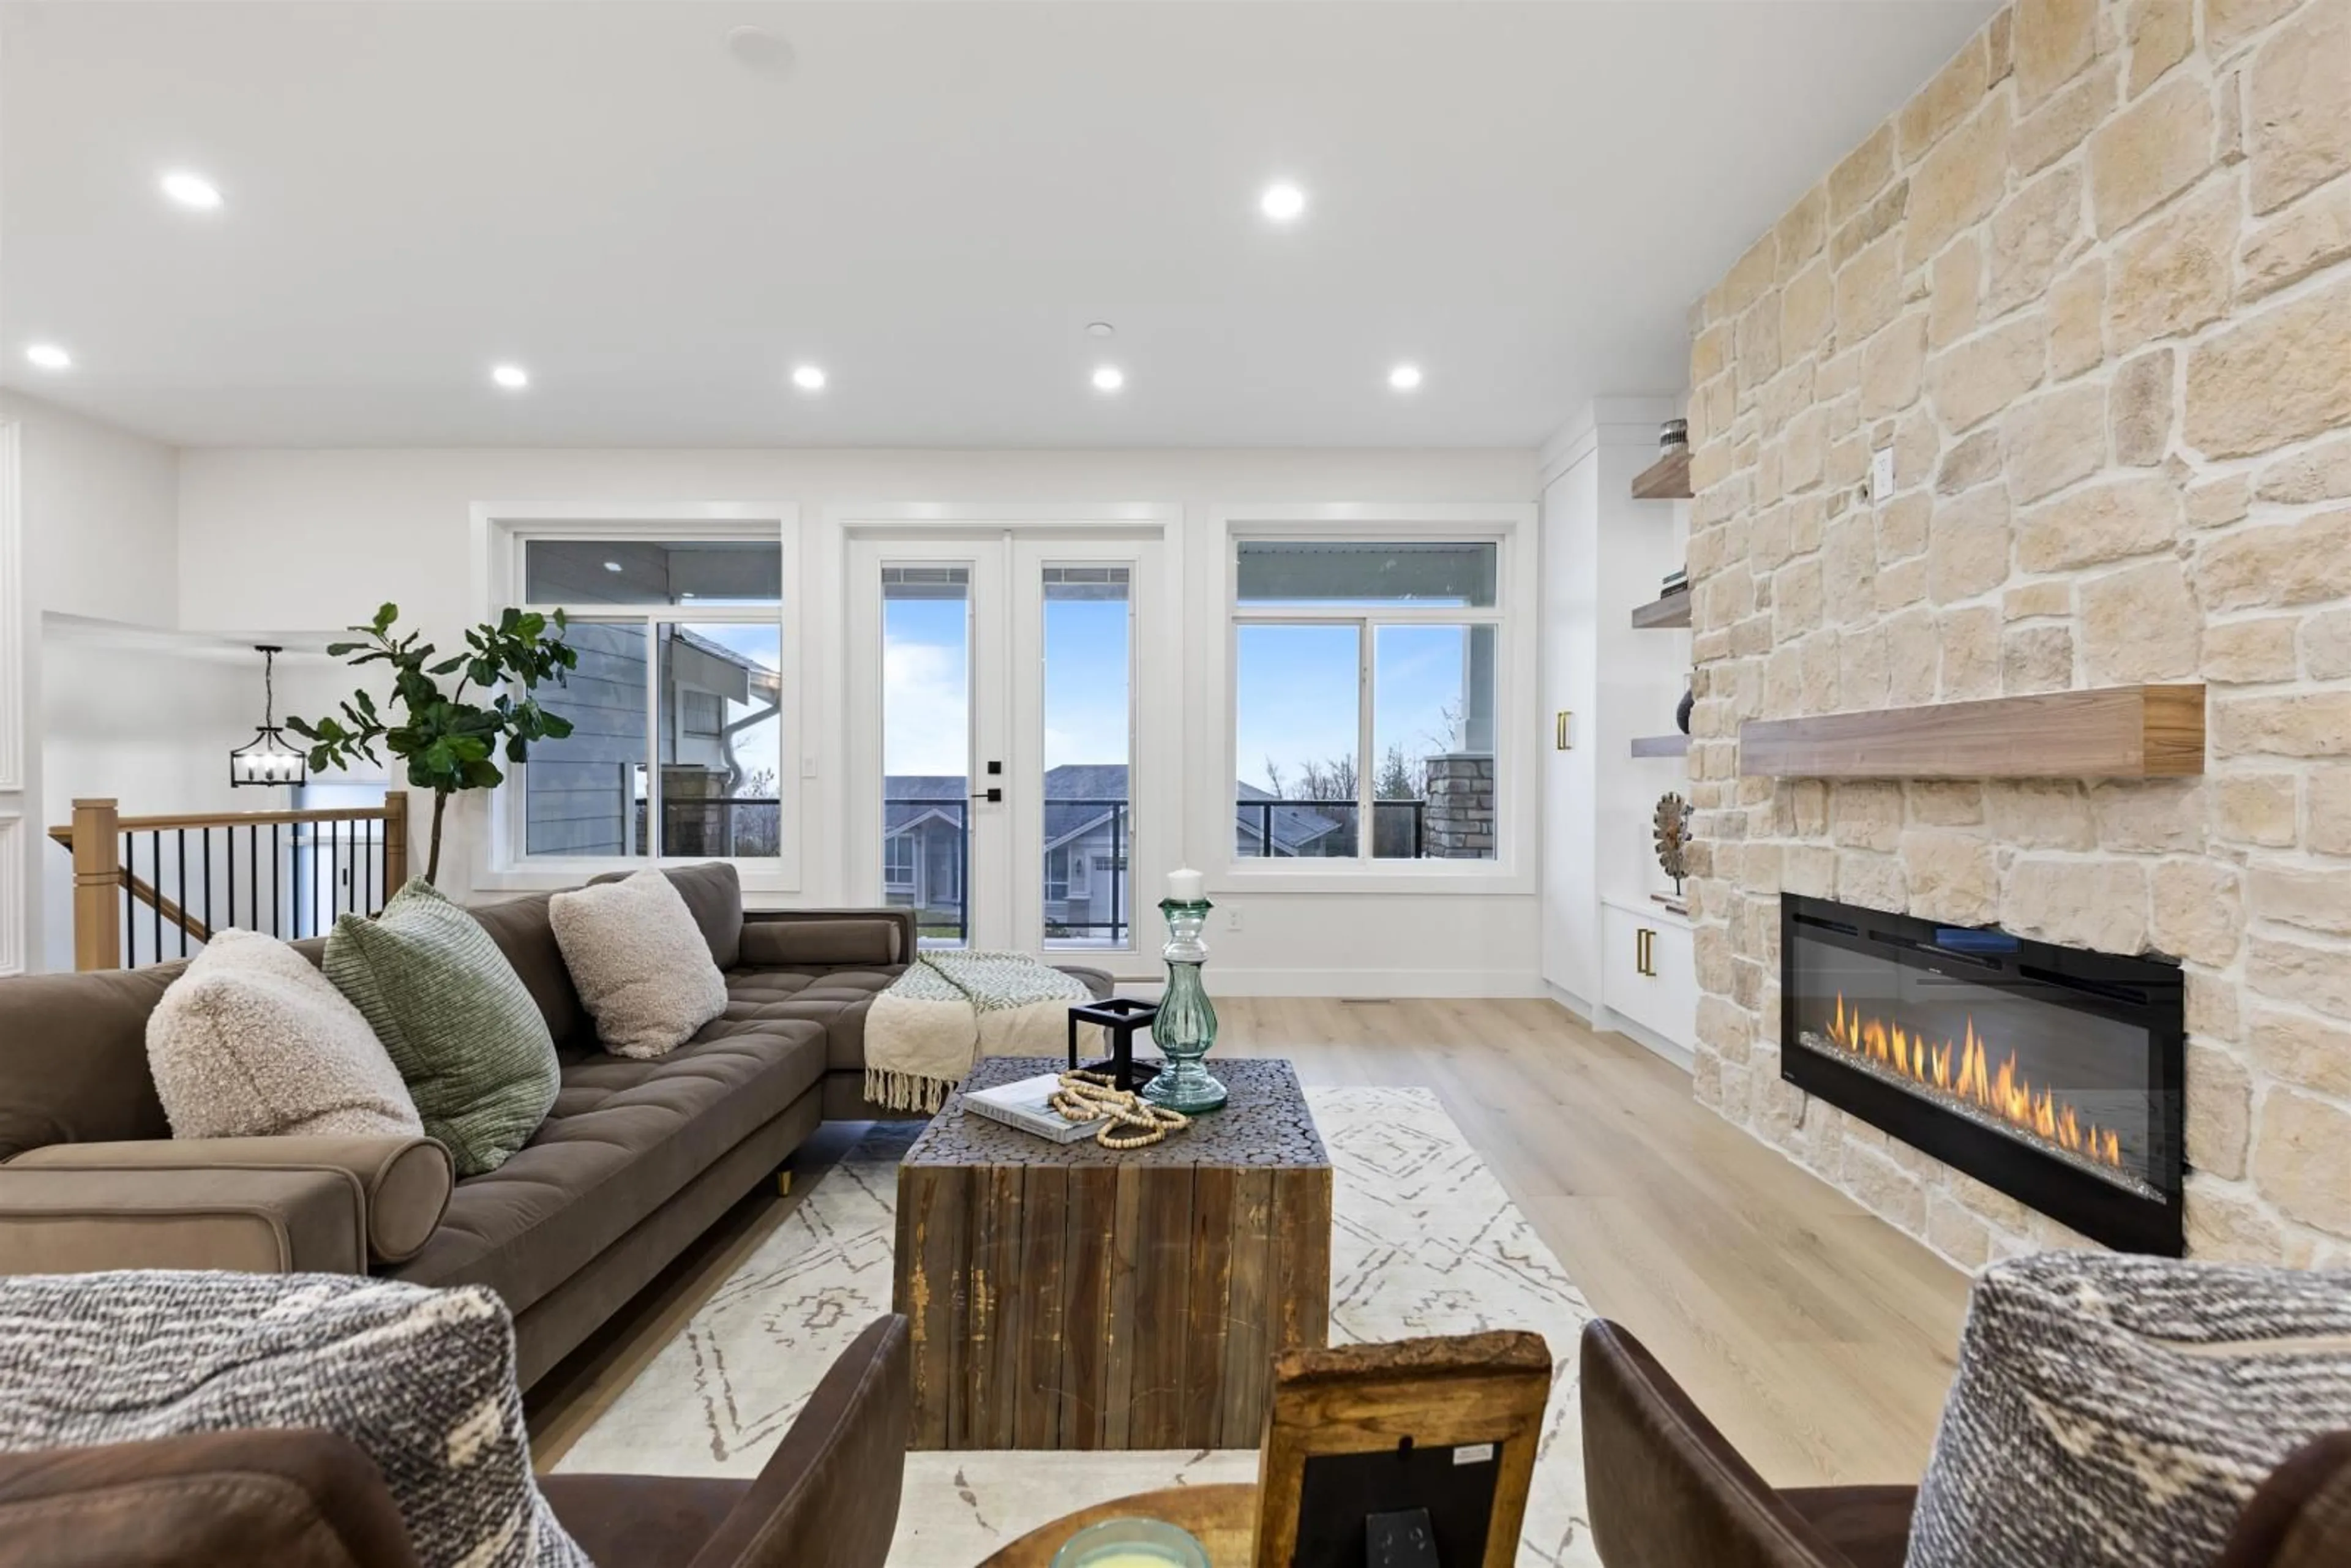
top-left (893, 1056), bottom-right (1332, 1451)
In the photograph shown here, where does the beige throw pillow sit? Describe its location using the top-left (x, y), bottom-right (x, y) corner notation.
top-left (549, 870), bottom-right (728, 1059)
top-left (146, 929), bottom-right (423, 1140)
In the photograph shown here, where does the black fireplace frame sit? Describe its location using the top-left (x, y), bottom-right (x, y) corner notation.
top-left (1779, 894), bottom-right (2186, 1256)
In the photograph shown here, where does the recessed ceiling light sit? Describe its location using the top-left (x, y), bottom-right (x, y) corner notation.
top-left (602, 560), bottom-right (623, 573)
top-left (790, 364), bottom-right (827, 391)
top-left (25, 343), bottom-right (72, 370)
top-left (1259, 182), bottom-right (1307, 223)
top-left (725, 24), bottom-right (797, 77)
top-left (1388, 363), bottom-right (1424, 391)
top-left (1086, 321), bottom-right (1117, 339)
top-left (160, 171), bottom-right (223, 210)
top-left (1092, 365), bottom-right (1125, 393)
top-left (491, 363), bottom-right (529, 390)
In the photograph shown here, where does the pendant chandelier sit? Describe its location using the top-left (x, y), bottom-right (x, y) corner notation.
top-left (229, 643), bottom-right (308, 788)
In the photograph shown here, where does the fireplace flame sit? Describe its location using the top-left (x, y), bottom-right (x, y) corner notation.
top-left (1828, 994), bottom-right (2126, 1170)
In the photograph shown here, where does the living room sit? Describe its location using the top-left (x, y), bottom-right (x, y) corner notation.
top-left (1, 1), bottom-right (2347, 1564)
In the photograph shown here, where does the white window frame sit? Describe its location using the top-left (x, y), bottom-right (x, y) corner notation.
top-left (883, 832), bottom-right (917, 893)
top-left (1201, 504), bottom-right (1537, 896)
top-left (471, 502), bottom-right (803, 893)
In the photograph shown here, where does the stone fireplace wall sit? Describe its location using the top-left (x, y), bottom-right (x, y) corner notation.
top-left (1681, 0), bottom-right (2351, 1269)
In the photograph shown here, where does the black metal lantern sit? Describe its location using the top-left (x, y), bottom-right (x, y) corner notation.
top-left (229, 644), bottom-right (308, 788)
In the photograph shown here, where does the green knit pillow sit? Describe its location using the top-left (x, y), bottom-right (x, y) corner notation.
top-left (325, 882), bottom-right (560, 1176)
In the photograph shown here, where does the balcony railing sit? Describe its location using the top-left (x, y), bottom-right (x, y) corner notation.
top-left (1235, 798), bottom-right (1426, 860)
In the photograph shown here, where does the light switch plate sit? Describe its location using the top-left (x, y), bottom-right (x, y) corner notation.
top-left (1869, 447), bottom-right (1895, 501)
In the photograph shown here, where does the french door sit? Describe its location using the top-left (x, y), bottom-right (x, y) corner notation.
top-left (847, 529), bottom-right (1170, 959)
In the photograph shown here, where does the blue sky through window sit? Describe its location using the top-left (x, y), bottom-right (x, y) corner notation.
top-left (882, 593), bottom-right (1475, 798)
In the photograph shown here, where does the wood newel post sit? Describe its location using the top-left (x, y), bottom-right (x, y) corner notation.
top-left (70, 798), bottom-right (122, 972)
top-left (381, 790), bottom-right (409, 899)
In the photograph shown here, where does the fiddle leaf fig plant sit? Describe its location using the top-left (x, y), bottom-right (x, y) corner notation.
top-left (288, 602), bottom-right (578, 885)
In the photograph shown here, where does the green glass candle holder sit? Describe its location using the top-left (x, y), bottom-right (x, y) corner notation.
top-left (1142, 898), bottom-right (1228, 1114)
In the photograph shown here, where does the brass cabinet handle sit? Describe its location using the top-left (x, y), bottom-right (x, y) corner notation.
top-left (1635, 928), bottom-right (1653, 977)
top-left (1555, 710), bottom-right (1572, 750)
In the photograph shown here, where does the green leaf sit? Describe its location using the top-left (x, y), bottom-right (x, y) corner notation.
top-left (324, 642), bottom-right (363, 658)
top-left (429, 655), bottom-right (466, 675)
top-left (372, 603), bottom-right (398, 634)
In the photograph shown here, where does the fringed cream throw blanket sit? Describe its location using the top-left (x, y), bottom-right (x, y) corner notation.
top-left (864, 951), bottom-right (1098, 1114)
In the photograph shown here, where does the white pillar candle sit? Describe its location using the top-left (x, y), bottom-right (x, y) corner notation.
top-left (1166, 868), bottom-right (1204, 903)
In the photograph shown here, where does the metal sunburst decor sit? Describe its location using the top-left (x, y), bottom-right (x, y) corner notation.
top-left (1653, 792), bottom-right (1694, 895)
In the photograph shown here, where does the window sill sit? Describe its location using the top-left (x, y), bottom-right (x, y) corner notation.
top-left (475, 859), bottom-right (801, 897)
top-left (1208, 862), bottom-right (1532, 898)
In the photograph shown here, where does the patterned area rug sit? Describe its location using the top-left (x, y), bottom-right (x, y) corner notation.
top-left (555, 1087), bottom-right (1599, 1567)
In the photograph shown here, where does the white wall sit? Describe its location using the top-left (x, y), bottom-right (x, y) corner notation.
top-left (0, 393), bottom-right (181, 973)
top-left (36, 623), bottom-right (364, 971)
top-left (176, 446), bottom-right (1546, 994)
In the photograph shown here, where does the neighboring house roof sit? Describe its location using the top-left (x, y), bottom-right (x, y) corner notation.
top-left (882, 765), bottom-right (1345, 853)
top-left (667, 625), bottom-right (783, 700)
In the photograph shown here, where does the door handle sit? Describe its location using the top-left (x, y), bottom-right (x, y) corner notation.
top-left (971, 788), bottom-right (1002, 803)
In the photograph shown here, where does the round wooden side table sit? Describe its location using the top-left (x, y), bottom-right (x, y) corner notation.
top-left (975, 1483), bottom-right (1257, 1567)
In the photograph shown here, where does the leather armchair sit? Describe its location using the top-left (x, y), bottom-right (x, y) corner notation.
top-left (0, 1313), bottom-right (912, 1568)
top-left (1580, 1319), bottom-right (2351, 1568)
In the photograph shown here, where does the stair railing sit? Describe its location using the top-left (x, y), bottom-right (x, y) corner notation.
top-left (48, 795), bottom-right (408, 971)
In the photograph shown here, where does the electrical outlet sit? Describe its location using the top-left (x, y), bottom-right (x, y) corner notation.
top-left (1869, 447), bottom-right (1895, 501)
top-left (1226, 906), bottom-right (1245, 933)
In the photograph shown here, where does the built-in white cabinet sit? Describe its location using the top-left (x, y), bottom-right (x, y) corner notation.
top-left (1539, 398), bottom-right (1695, 1068)
top-left (1601, 898), bottom-right (1697, 1058)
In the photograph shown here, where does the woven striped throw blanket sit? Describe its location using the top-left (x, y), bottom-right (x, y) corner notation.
top-left (863, 951), bottom-right (1098, 1113)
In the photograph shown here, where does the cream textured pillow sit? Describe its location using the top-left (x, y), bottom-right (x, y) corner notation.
top-left (146, 929), bottom-right (422, 1140)
top-left (549, 869), bottom-right (728, 1059)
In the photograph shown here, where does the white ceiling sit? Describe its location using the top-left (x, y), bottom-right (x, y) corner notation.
top-left (2, 1), bottom-right (1993, 449)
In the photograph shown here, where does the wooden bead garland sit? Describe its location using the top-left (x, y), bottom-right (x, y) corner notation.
top-left (1050, 1069), bottom-right (1191, 1149)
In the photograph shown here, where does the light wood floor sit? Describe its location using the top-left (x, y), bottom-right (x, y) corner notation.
top-left (528, 998), bottom-right (1970, 1485)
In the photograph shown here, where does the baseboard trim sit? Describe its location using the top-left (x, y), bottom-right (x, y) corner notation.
top-left (1543, 983), bottom-right (1597, 1024)
top-left (1592, 1009), bottom-right (1695, 1072)
top-left (1204, 967), bottom-right (1548, 999)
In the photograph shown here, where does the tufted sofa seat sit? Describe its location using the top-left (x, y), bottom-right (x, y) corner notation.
top-left (0, 862), bottom-right (1130, 1392)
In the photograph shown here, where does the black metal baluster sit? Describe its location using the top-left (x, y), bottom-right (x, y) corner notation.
top-left (329, 819), bottom-right (341, 928)
top-left (150, 833), bottom-right (162, 962)
top-left (121, 833), bottom-right (133, 967)
top-left (176, 830), bottom-right (188, 956)
top-left (271, 823), bottom-right (281, 937)
top-left (202, 827), bottom-right (214, 942)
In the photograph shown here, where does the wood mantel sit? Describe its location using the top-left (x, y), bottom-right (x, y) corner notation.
top-left (1738, 685), bottom-right (2205, 779)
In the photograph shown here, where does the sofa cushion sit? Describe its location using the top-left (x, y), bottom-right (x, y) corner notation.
top-left (552, 871), bottom-right (727, 1059)
top-left (145, 931), bottom-right (421, 1142)
top-left (0, 1270), bottom-right (587, 1567)
top-left (389, 1018), bottom-right (825, 1313)
top-left (721, 966), bottom-right (905, 1074)
top-left (465, 894), bottom-right (588, 1049)
top-left (325, 882), bottom-right (561, 1178)
top-left (740, 918), bottom-right (898, 968)
top-left (588, 863), bottom-right (743, 972)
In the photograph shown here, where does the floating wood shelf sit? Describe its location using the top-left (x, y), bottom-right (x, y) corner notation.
top-left (1630, 448), bottom-right (1693, 500)
top-left (1631, 591), bottom-right (1692, 629)
top-left (1738, 685), bottom-right (2205, 779)
top-left (1630, 733), bottom-right (1691, 759)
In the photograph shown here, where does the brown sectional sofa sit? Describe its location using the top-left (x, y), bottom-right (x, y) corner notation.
top-left (0, 863), bottom-right (1105, 1389)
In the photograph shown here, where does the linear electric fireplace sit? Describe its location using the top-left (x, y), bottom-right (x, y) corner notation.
top-left (1780, 895), bottom-right (2185, 1255)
